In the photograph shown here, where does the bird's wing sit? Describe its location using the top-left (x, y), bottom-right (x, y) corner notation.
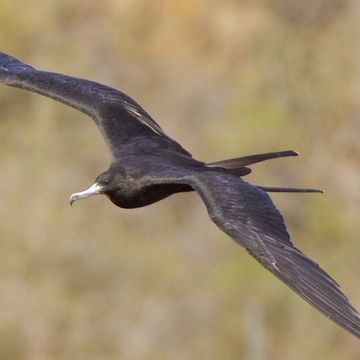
top-left (0, 52), bottom-right (190, 159)
top-left (188, 171), bottom-right (360, 338)
top-left (142, 164), bottom-right (360, 338)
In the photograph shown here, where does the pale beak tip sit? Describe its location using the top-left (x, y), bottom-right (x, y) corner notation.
top-left (68, 183), bottom-right (102, 207)
top-left (69, 195), bottom-right (75, 206)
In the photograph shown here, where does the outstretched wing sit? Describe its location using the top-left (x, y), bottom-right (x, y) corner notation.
top-left (0, 52), bottom-right (190, 159)
top-left (189, 171), bottom-right (360, 338)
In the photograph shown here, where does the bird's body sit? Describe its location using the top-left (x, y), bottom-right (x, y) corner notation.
top-left (0, 52), bottom-right (359, 339)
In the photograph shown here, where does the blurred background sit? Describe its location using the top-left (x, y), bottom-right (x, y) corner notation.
top-left (0, 1), bottom-right (360, 359)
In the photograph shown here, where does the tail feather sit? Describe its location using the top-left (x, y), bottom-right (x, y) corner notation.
top-left (256, 186), bottom-right (323, 194)
top-left (207, 150), bottom-right (298, 169)
top-left (206, 150), bottom-right (322, 193)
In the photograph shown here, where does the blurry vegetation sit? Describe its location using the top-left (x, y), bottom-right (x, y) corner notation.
top-left (0, 1), bottom-right (359, 359)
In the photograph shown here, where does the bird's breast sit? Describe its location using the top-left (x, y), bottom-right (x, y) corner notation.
top-left (108, 182), bottom-right (193, 209)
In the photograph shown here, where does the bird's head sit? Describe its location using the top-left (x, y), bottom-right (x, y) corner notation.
top-left (69, 170), bottom-right (123, 206)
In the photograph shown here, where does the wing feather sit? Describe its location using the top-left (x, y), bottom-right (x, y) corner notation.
top-left (0, 52), bottom-right (190, 158)
top-left (190, 171), bottom-right (360, 338)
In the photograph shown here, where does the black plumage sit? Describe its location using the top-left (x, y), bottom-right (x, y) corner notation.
top-left (0, 52), bottom-right (359, 339)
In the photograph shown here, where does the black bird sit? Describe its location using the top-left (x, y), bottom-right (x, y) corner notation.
top-left (0, 52), bottom-right (359, 339)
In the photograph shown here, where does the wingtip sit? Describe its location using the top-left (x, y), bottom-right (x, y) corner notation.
top-left (0, 52), bottom-right (34, 81)
top-left (312, 188), bottom-right (324, 194)
top-left (306, 188), bottom-right (324, 194)
top-left (287, 150), bottom-right (300, 157)
top-left (276, 150), bottom-right (299, 158)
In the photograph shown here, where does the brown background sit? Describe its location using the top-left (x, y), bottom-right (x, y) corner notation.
top-left (0, 1), bottom-right (359, 359)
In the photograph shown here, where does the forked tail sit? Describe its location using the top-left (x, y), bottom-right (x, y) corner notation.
top-left (207, 150), bottom-right (323, 193)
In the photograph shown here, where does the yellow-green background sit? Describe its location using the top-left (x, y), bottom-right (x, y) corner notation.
top-left (0, 1), bottom-right (359, 359)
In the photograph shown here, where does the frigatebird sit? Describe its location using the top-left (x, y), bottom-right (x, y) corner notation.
top-left (0, 52), bottom-right (359, 339)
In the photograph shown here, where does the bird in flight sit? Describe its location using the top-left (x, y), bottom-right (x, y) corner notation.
top-left (0, 52), bottom-right (359, 339)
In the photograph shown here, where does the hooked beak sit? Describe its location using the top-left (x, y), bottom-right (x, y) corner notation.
top-left (69, 183), bottom-right (103, 206)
